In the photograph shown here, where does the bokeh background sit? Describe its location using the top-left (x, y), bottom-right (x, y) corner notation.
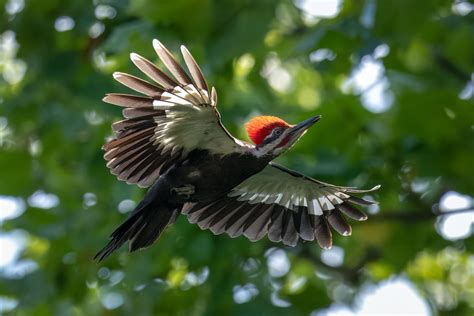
top-left (1, 0), bottom-right (474, 315)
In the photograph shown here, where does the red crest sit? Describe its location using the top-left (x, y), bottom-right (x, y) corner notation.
top-left (245, 116), bottom-right (290, 145)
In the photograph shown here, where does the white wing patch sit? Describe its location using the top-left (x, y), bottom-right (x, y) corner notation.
top-left (151, 89), bottom-right (242, 155)
top-left (228, 164), bottom-right (380, 215)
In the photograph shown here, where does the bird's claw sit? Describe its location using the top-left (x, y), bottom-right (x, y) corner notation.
top-left (171, 184), bottom-right (195, 199)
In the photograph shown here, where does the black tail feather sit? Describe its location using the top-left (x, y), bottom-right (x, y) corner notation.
top-left (94, 201), bottom-right (179, 262)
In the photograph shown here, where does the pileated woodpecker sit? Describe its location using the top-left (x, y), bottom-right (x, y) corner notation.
top-left (95, 39), bottom-right (380, 261)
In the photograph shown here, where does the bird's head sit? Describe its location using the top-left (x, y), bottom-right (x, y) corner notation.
top-left (246, 115), bottom-right (321, 157)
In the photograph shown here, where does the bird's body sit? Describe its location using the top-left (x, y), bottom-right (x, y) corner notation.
top-left (164, 150), bottom-right (269, 203)
top-left (95, 39), bottom-right (380, 261)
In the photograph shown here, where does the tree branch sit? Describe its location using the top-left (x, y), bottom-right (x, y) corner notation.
top-left (434, 52), bottom-right (471, 83)
top-left (298, 247), bottom-right (381, 284)
top-left (370, 207), bottom-right (473, 222)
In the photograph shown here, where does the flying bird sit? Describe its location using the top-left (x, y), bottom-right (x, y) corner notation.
top-left (95, 39), bottom-right (380, 261)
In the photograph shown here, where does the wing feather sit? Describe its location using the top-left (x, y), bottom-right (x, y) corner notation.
top-left (103, 40), bottom-right (249, 187)
top-left (113, 72), bottom-right (164, 97)
top-left (209, 202), bottom-right (245, 235)
top-left (314, 215), bottom-right (332, 249)
top-left (327, 209), bottom-right (352, 236)
top-left (243, 205), bottom-right (273, 241)
top-left (130, 53), bottom-right (178, 89)
top-left (268, 207), bottom-right (285, 243)
top-left (297, 207), bottom-right (315, 241)
top-left (182, 163), bottom-right (379, 248)
top-left (282, 210), bottom-right (298, 246)
top-left (153, 39), bottom-right (193, 86)
top-left (180, 45), bottom-right (209, 91)
top-left (337, 203), bottom-right (368, 221)
top-left (103, 94), bottom-right (154, 108)
top-left (225, 204), bottom-right (257, 238)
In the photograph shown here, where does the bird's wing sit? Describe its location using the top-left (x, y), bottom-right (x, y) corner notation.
top-left (103, 39), bottom-right (247, 188)
top-left (182, 163), bottom-right (380, 248)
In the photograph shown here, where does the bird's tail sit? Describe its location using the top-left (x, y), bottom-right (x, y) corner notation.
top-left (94, 200), bottom-right (180, 262)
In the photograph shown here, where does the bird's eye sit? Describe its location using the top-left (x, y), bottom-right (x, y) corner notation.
top-left (274, 129), bottom-right (282, 136)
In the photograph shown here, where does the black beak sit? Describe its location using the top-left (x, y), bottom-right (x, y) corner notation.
top-left (289, 115), bottom-right (321, 136)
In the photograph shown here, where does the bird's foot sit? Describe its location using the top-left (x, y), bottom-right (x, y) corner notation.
top-left (171, 184), bottom-right (195, 199)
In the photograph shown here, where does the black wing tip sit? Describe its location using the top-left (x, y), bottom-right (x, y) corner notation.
top-left (316, 234), bottom-right (333, 249)
top-left (347, 196), bottom-right (378, 206)
top-left (327, 209), bottom-right (353, 236)
top-left (337, 203), bottom-right (368, 221)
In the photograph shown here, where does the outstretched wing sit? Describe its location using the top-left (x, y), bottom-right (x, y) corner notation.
top-left (103, 39), bottom-right (246, 187)
top-left (182, 163), bottom-right (380, 248)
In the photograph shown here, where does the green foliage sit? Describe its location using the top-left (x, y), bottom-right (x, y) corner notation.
top-left (1, 0), bottom-right (473, 315)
